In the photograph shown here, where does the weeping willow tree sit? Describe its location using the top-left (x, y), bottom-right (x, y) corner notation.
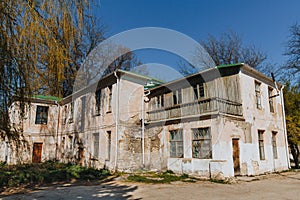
top-left (0, 0), bottom-right (105, 139)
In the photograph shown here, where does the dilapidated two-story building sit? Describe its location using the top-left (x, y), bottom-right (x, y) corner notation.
top-left (1, 63), bottom-right (290, 178)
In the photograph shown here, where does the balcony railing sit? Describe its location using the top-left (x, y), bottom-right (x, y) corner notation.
top-left (147, 97), bottom-right (243, 122)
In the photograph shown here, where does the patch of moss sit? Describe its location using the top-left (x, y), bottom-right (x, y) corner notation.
top-left (126, 171), bottom-right (191, 184)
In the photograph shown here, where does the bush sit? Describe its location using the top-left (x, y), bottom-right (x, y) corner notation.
top-left (0, 161), bottom-right (110, 190)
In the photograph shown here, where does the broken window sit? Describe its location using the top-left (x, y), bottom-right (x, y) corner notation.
top-left (258, 130), bottom-right (265, 160)
top-left (93, 133), bottom-right (99, 159)
top-left (192, 127), bottom-right (212, 159)
top-left (170, 129), bottom-right (183, 158)
top-left (35, 106), bottom-right (49, 124)
top-left (255, 81), bottom-right (262, 109)
top-left (268, 87), bottom-right (275, 113)
top-left (95, 89), bottom-right (101, 115)
top-left (272, 131), bottom-right (278, 159)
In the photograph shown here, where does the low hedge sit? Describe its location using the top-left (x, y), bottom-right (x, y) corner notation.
top-left (0, 161), bottom-right (110, 189)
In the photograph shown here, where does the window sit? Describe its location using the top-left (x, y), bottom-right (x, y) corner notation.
top-left (193, 85), bottom-right (198, 100)
top-left (170, 129), bottom-right (183, 158)
top-left (173, 91), bottom-right (177, 105)
top-left (63, 106), bottom-right (67, 124)
top-left (255, 81), bottom-right (262, 109)
top-left (93, 133), bottom-right (99, 158)
top-left (193, 83), bottom-right (205, 100)
top-left (106, 131), bottom-right (111, 161)
top-left (268, 88), bottom-right (275, 113)
top-left (173, 89), bottom-right (182, 105)
top-left (258, 130), bottom-right (265, 160)
top-left (161, 95), bottom-right (164, 107)
top-left (69, 135), bottom-right (74, 150)
top-left (95, 89), bottom-right (101, 115)
top-left (272, 131), bottom-right (278, 159)
top-left (192, 128), bottom-right (212, 159)
top-left (69, 102), bottom-right (74, 123)
top-left (156, 95), bottom-right (165, 108)
top-left (35, 106), bottom-right (49, 124)
top-left (80, 97), bottom-right (86, 131)
top-left (108, 86), bottom-right (112, 112)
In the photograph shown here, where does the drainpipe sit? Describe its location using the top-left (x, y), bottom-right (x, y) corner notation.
top-left (55, 101), bottom-right (60, 161)
top-left (114, 71), bottom-right (120, 172)
top-left (142, 90), bottom-right (151, 168)
top-left (280, 86), bottom-right (290, 169)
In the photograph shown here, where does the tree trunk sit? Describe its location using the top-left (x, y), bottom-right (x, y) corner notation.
top-left (291, 143), bottom-right (299, 169)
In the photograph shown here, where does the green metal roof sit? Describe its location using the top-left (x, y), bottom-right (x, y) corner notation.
top-left (215, 63), bottom-right (244, 69)
top-left (32, 95), bottom-right (62, 101)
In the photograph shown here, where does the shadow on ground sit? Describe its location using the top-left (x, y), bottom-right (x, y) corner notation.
top-left (0, 181), bottom-right (140, 200)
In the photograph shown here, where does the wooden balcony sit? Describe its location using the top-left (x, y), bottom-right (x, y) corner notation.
top-left (147, 97), bottom-right (243, 123)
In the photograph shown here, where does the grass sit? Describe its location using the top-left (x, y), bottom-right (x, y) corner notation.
top-left (0, 161), bottom-right (110, 191)
top-left (126, 170), bottom-right (195, 184)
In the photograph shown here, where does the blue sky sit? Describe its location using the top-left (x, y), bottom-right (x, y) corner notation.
top-left (95, 0), bottom-right (300, 79)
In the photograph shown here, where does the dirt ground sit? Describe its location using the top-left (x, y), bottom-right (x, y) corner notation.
top-left (1, 171), bottom-right (299, 200)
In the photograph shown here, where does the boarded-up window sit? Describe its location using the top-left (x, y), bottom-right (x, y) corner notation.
top-left (258, 130), bottom-right (265, 160)
top-left (35, 106), bottom-right (49, 124)
top-left (95, 89), bottom-right (101, 115)
top-left (93, 133), bottom-right (99, 158)
top-left (170, 129), bottom-right (183, 158)
top-left (272, 131), bottom-right (278, 159)
top-left (192, 127), bottom-right (212, 159)
top-left (268, 88), bottom-right (275, 113)
top-left (255, 81), bottom-right (262, 109)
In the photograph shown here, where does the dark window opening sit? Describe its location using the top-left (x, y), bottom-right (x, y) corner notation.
top-left (35, 106), bottom-right (49, 124)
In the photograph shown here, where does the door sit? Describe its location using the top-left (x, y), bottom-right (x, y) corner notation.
top-left (232, 139), bottom-right (240, 175)
top-left (32, 143), bottom-right (43, 163)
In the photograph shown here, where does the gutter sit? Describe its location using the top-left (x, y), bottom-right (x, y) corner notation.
top-left (55, 100), bottom-right (60, 161)
top-left (142, 90), bottom-right (151, 167)
top-left (114, 71), bottom-right (120, 172)
top-left (280, 85), bottom-right (290, 169)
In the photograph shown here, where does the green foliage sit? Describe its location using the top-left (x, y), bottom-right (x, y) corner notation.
top-left (0, 161), bottom-right (110, 190)
top-left (126, 171), bottom-right (191, 184)
top-left (284, 82), bottom-right (300, 168)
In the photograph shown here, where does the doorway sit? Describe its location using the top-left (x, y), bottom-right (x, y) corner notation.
top-left (232, 139), bottom-right (240, 175)
top-left (32, 143), bottom-right (43, 163)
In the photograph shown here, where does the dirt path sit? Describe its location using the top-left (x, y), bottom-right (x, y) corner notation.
top-left (1, 172), bottom-right (299, 200)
